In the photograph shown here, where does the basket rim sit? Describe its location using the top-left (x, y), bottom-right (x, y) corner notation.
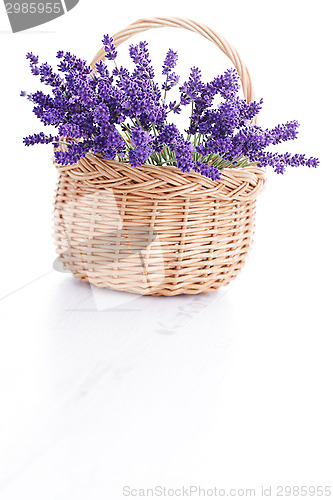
top-left (54, 151), bottom-right (266, 202)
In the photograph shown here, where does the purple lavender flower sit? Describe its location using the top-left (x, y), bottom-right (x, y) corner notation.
top-left (93, 103), bottom-right (110, 125)
top-left (26, 52), bottom-right (38, 65)
top-left (129, 41), bottom-right (155, 80)
top-left (156, 123), bottom-right (180, 147)
top-left (179, 67), bottom-right (205, 105)
top-left (162, 50), bottom-right (179, 92)
top-left (162, 72), bottom-right (179, 92)
top-left (195, 160), bottom-right (222, 181)
top-left (94, 124), bottom-right (126, 159)
top-left (130, 126), bottom-right (151, 147)
top-left (102, 34), bottom-right (117, 61)
top-left (26, 52), bottom-right (39, 75)
top-left (128, 125), bottom-right (153, 167)
top-left (256, 151), bottom-right (319, 172)
top-left (54, 140), bottom-right (90, 165)
top-left (174, 136), bottom-right (195, 173)
top-left (23, 132), bottom-right (59, 146)
top-left (209, 68), bottom-right (240, 99)
top-left (112, 65), bottom-right (130, 79)
top-left (22, 39), bottom-right (319, 179)
top-left (268, 120), bottom-right (299, 144)
top-left (57, 51), bottom-right (90, 76)
top-left (95, 60), bottom-right (110, 78)
top-left (128, 146), bottom-right (151, 168)
top-left (58, 123), bottom-right (83, 139)
top-left (162, 49), bottom-right (178, 75)
top-left (169, 101), bottom-right (181, 114)
top-left (107, 126), bottom-right (126, 154)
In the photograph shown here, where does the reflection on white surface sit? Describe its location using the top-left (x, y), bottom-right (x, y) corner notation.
top-left (0, 262), bottom-right (332, 499)
top-left (0, 272), bottom-right (234, 497)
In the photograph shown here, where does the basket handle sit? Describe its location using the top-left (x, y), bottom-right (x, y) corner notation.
top-left (90, 17), bottom-right (255, 104)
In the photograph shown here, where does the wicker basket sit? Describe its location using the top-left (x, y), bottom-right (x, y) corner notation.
top-left (54, 17), bottom-right (266, 296)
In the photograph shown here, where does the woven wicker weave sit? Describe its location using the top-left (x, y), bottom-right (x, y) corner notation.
top-left (54, 17), bottom-right (266, 296)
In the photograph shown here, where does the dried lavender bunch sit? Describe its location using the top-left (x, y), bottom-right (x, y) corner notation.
top-left (22, 36), bottom-right (319, 180)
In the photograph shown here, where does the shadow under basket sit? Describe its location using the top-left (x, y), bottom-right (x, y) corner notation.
top-left (54, 153), bottom-right (266, 296)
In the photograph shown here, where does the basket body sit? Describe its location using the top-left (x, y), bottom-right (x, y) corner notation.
top-left (54, 154), bottom-right (266, 296)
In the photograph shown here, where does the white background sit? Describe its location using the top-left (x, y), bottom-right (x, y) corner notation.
top-left (0, 0), bottom-right (332, 498)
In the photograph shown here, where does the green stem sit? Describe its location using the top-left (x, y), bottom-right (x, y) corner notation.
top-left (186, 100), bottom-right (194, 141)
top-left (163, 72), bottom-right (169, 101)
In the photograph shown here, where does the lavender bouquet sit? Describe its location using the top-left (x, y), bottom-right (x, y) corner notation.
top-left (22, 35), bottom-right (319, 180)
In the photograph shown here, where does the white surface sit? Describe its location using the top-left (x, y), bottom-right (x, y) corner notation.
top-left (0, 253), bottom-right (332, 498)
top-left (1, 0), bottom-right (333, 498)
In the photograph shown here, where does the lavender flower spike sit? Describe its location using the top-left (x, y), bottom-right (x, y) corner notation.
top-left (102, 34), bottom-right (117, 61)
top-left (23, 132), bottom-right (59, 146)
top-left (162, 49), bottom-right (178, 75)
